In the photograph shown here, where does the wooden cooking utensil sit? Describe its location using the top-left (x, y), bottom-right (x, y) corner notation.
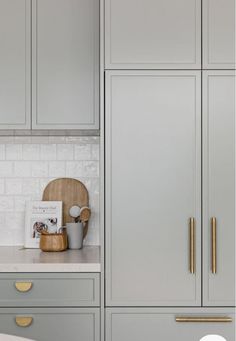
top-left (42, 178), bottom-right (89, 238)
top-left (79, 207), bottom-right (91, 223)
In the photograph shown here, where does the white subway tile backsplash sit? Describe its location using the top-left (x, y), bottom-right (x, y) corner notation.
top-left (31, 162), bottom-right (48, 177)
top-left (57, 144), bottom-right (74, 160)
top-left (74, 144), bottom-right (91, 160)
top-left (6, 144), bottom-right (22, 160)
top-left (14, 162), bottom-right (31, 177)
top-left (66, 161), bottom-right (83, 177)
top-left (0, 136), bottom-right (100, 246)
top-left (82, 161), bottom-right (99, 177)
top-left (91, 144), bottom-right (99, 160)
top-left (23, 144), bottom-right (40, 160)
top-left (0, 196), bottom-right (14, 211)
top-left (48, 161), bottom-right (66, 177)
top-left (0, 162), bottom-right (14, 177)
top-left (14, 196), bottom-right (31, 212)
top-left (0, 145), bottom-right (5, 160)
top-left (40, 144), bottom-right (57, 160)
top-left (0, 180), bottom-right (5, 194)
top-left (5, 179), bottom-right (22, 195)
top-left (22, 179), bottom-right (40, 195)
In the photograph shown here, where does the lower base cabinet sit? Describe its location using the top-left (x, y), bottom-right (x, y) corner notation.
top-left (106, 308), bottom-right (235, 341)
top-left (0, 308), bottom-right (100, 341)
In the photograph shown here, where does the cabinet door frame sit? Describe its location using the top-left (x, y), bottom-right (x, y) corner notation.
top-left (203, 0), bottom-right (235, 69)
top-left (0, 0), bottom-right (31, 129)
top-left (105, 70), bottom-right (202, 306)
top-left (31, 0), bottom-right (100, 130)
top-left (203, 70), bottom-right (235, 306)
top-left (105, 0), bottom-right (201, 69)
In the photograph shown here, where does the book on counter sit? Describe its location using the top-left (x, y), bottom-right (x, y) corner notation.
top-left (24, 201), bottom-right (63, 248)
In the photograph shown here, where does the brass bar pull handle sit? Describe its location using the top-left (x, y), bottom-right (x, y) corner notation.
top-left (15, 282), bottom-right (33, 292)
top-left (15, 316), bottom-right (33, 327)
top-left (211, 217), bottom-right (217, 274)
top-left (176, 316), bottom-right (232, 323)
top-left (189, 218), bottom-right (195, 274)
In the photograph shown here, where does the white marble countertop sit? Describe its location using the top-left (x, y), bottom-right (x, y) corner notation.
top-left (0, 246), bottom-right (100, 273)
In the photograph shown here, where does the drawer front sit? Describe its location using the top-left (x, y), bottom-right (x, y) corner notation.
top-left (0, 273), bottom-right (100, 307)
top-left (106, 308), bottom-right (235, 341)
top-left (0, 308), bottom-right (99, 341)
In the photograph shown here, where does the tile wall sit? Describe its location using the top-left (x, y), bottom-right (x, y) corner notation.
top-left (0, 136), bottom-right (100, 246)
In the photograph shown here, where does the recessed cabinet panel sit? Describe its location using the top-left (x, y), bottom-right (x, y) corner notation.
top-left (0, 0), bottom-right (31, 129)
top-left (105, 0), bottom-right (201, 69)
top-left (32, 0), bottom-right (99, 129)
top-left (203, 0), bottom-right (235, 69)
top-left (0, 308), bottom-right (100, 341)
top-left (203, 71), bottom-right (235, 306)
top-left (106, 71), bottom-right (201, 306)
top-left (106, 308), bottom-right (235, 341)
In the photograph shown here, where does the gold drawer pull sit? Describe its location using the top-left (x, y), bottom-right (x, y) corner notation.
top-left (15, 282), bottom-right (33, 292)
top-left (211, 217), bottom-right (217, 274)
top-left (189, 217), bottom-right (195, 274)
top-left (15, 317), bottom-right (33, 327)
top-left (176, 316), bottom-right (232, 323)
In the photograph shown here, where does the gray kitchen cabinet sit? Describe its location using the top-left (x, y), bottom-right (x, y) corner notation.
top-left (106, 308), bottom-right (235, 341)
top-left (105, 70), bottom-right (201, 306)
top-left (0, 273), bottom-right (100, 307)
top-left (203, 0), bottom-right (235, 69)
top-left (0, 308), bottom-right (100, 341)
top-left (203, 71), bottom-right (235, 306)
top-left (0, 0), bottom-right (31, 129)
top-left (105, 0), bottom-right (201, 69)
top-left (32, 0), bottom-right (99, 130)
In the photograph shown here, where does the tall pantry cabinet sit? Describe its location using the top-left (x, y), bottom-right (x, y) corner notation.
top-left (104, 0), bottom-right (235, 340)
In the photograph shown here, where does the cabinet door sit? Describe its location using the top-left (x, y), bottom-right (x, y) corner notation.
top-left (203, 0), bottom-right (235, 69)
top-left (105, 0), bottom-right (201, 69)
top-left (0, 308), bottom-right (100, 341)
top-left (105, 71), bottom-right (201, 306)
top-left (0, 0), bottom-right (31, 129)
top-left (203, 71), bottom-right (235, 306)
top-left (32, 0), bottom-right (99, 130)
top-left (106, 308), bottom-right (235, 341)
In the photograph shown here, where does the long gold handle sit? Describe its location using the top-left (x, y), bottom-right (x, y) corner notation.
top-left (15, 282), bottom-right (33, 292)
top-left (189, 218), bottom-right (195, 274)
top-left (211, 217), bottom-right (217, 274)
top-left (176, 316), bottom-right (232, 323)
top-left (15, 316), bottom-right (33, 327)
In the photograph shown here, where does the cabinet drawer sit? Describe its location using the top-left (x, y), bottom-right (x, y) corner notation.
top-left (0, 308), bottom-right (99, 341)
top-left (106, 308), bottom-right (235, 341)
top-left (0, 273), bottom-right (100, 307)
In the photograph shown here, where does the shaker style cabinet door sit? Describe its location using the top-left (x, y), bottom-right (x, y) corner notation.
top-left (105, 71), bottom-right (201, 306)
top-left (203, 0), bottom-right (235, 69)
top-left (106, 308), bottom-right (235, 341)
top-left (0, 0), bottom-right (31, 129)
top-left (203, 71), bottom-right (235, 306)
top-left (105, 0), bottom-right (201, 69)
top-left (32, 0), bottom-right (99, 129)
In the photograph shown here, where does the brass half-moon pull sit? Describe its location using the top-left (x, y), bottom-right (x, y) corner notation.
top-left (15, 282), bottom-right (33, 292)
top-left (176, 316), bottom-right (232, 323)
top-left (15, 316), bottom-right (33, 327)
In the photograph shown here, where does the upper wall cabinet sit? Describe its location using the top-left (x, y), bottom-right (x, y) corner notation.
top-left (32, 0), bottom-right (99, 129)
top-left (203, 0), bottom-right (235, 69)
top-left (0, 0), bottom-right (31, 129)
top-left (105, 0), bottom-right (201, 69)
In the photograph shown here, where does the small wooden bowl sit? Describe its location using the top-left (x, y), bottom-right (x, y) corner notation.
top-left (40, 231), bottom-right (68, 252)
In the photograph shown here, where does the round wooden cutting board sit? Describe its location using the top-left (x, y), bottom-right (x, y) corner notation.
top-left (42, 178), bottom-right (89, 238)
